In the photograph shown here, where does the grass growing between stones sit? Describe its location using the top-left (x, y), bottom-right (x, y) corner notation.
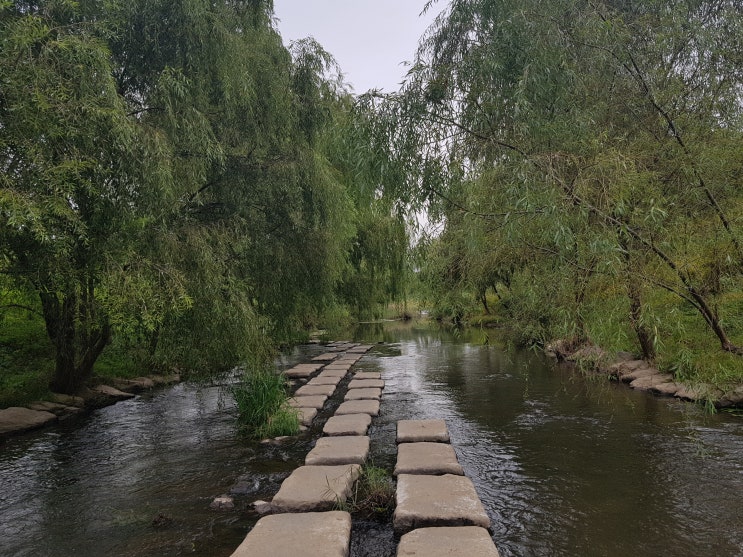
top-left (337, 464), bottom-right (396, 520)
top-left (231, 369), bottom-right (299, 438)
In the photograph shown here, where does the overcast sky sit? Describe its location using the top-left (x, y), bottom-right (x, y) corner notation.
top-left (272, 0), bottom-right (447, 94)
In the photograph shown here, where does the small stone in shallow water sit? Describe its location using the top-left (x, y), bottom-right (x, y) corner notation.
top-left (252, 500), bottom-right (273, 515)
top-left (210, 495), bottom-right (235, 510)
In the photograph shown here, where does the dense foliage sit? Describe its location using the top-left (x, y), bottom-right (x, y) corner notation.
top-left (0, 0), bottom-right (409, 396)
top-left (371, 0), bottom-right (743, 386)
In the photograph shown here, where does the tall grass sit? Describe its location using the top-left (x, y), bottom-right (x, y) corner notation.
top-left (231, 368), bottom-right (299, 437)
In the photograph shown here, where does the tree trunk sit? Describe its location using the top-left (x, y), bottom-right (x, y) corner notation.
top-left (40, 288), bottom-right (111, 395)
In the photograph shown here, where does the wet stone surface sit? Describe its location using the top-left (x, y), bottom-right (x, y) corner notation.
top-left (296, 384), bottom-right (337, 397)
top-left (344, 388), bottom-right (382, 401)
top-left (323, 414), bottom-right (372, 437)
top-left (271, 465), bottom-right (362, 513)
top-left (231, 511), bottom-right (352, 557)
top-left (348, 379), bottom-right (385, 390)
top-left (396, 526), bottom-right (500, 557)
top-left (305, 436), bottom-right (370, 466)
top-left (393, 474), bottom-right (491, 534)
top-left (397, 419), bottom-right (450, 444)
top-left (394, 442), bottom-right (464, 476)
top-left (336, 400), bottom-right (380, 417)
top-left (288, 395), bottom-right (328, 410)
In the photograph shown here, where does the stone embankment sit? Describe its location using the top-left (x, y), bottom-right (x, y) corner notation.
top-left (546, 341), bottom-right (743, 408)
top-left (231, 343), bottom-right (502, 557)
top-left (0, 374), bottom-right (180, 437)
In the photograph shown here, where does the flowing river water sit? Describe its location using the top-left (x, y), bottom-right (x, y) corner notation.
top-left (1, 322), bottom-right (742, 556)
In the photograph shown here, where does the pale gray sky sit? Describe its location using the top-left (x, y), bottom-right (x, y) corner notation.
top-left (272, 0), bottom-right (447, 94)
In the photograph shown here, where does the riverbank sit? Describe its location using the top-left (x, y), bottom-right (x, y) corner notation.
top-left (546, 339), bottom-right (743, 410)
top-left (0, 374), bottom-right (180, 437)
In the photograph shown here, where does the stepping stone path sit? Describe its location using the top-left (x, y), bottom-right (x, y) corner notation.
top-left (232, 342), bottom-right (502, 557)
top-left (305, 436), bottom-right (370, 466)
top-left (232, 511), bottom-right (352, 557)
top-left (296, 384), bottom-right (336, 397)
top-left (394, 442), bottom-right (464, 476)
top-left (397, 419), bottom-right (450, 443)
top-left (271, 464), bottom-right (362, 512)
top-left (284, 363), bottom-right (323, 378)
top-left (397, 526), bottom-right (500, 557)
top-left (348, 379), bottom-right (385, 390)
top-left (232, 343), bottom-right (379, 557)
top-left (309, 375), bottom-right (344, 386)
top-left (353, 371), bottom-right (381, 380)
top-left (323, 414), bottom-right (372, 436)
top-left (392, 419), bottom-right (499, 555)
top-left (344, 388), bottom-right (382, 401)
top-left (335, 399), bottom-right (380, 417)
top-left (288, 395), bottom-right (327, 410)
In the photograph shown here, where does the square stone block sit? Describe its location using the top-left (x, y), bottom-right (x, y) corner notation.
top-left (295, 407), bottom-right (317, 427)
top-left (296, 384), bottom-right (336, 397)
top-left (309, 375), bottom-right (343, 387)
top-left (288, 395), bottom-right (327, 410)
top-left (396, 526), bottom-right (500, 557)
top-left (231, 511), bottom-right (351, 557)
top-left (323, 414), bottom-right (372, 436)
top-left (271, 465), bottom-right (361, 513)
top-left (394, 442), bottom-right (464, 476)
top-left (335, 400), bottom-right (380, 417)
top-left (393, 474), bottom-right (490, 534)
top-left (284, 364), bottom-right (323, 378)
top-left (353, 371), bottom-right (381, 380)
top-left (347, 345), bottom-right (372, 353)
top-left (305, 436), bottom-right (370, 466)
top-left (312, 353), bottom-right (338, 362)
top-left (319, 368), bottom-right (348, 378)
top-left (348, 379), bottom-right (384, 390)
top-left (344, 388), bottom-right (382, 401)
top-left (397, 419), bottom-right (450, 443)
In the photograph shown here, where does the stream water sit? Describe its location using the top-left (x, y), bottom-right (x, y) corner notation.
top-left (1, 321), bottom-right (741, 556)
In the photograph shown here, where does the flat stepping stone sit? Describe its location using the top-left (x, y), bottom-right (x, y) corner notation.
top-left (271, 464), bottom-right (361, 512)
top-left (296, 407), bottom-right (318, 426)
top-left (312, 353), bottom-right (338, 362)
top-left (296, 384), bottom-right (336, 397)
top-left (395, 442), bottom-right (464, 476)
top-left (344, 388), bottom-right (382, 401)
top-left (309, 375), bottom-right (343, 386)
top-left (397, 419), bottom-right (450, 443)
top-left (335, 400), bottom-right (380, 417)
top-left (319, 368), bottom-right (348, 378)
top-left (323, 414), bottom-right (372, 436)
top-left (394, 474), bottom-right (490, 534)
top-left (347, 345), bottom-right (372, 353)
top-left (348, 379), bottom-right (384, 390)
top-left (288, 395), bottom-right (327, 410)
top-left (397, 526), bottom-right (500, 557)
top-left (231, 511), bottom-right (351, 557)
top-left (322, 364), bottom-right (351, 371)
top-left (305, 436), bottom-right (370, 465)
top-left (285, 364), bottom-right (323, 378)
top-left (353, 371), bottom-right (381, 380)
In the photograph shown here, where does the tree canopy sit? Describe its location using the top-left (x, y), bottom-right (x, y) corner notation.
top-left (0, 0), bottom-right (409, 394)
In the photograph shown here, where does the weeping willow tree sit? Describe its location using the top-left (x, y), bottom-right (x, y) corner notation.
top-left (0, 0), bottom-right (408, 395)
top-left (367, 0), bottom-right (743, 381)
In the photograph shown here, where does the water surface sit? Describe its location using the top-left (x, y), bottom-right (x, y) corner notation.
top-left (1, 323), bottom-right (741, 556)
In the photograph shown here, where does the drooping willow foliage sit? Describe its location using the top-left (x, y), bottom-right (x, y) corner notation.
top-left (367, 0), bottom-right (743, 382)
top-left (0, 0), bottom-right (409, 393)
